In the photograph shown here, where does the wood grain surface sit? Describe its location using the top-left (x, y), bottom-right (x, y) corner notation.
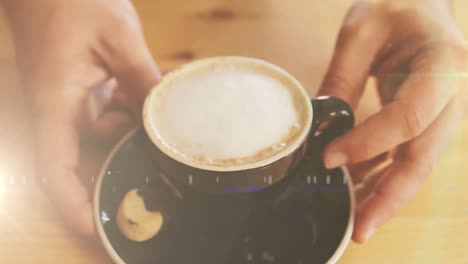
top-left (0, 0), bottom-right (467, 263)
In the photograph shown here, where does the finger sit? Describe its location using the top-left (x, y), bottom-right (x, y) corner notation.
top-left (98, 20), bottom-right (161, 116)
top-left (318, 3), bottom-right (389, 109)
top-left (324, 62), bottom-right (459, 168)
top-left (28, 47), bottom-right (106, 237)
top-left (354, 162), bottom-right (392, 206)
top-left (87, 78), bottom-right (118, 122)
top-left (348, 152), bottom-right (392, 184)
top-left (372, 38), bottom-right (426, 104)
top-left (35, 99), bottom-right (95, 237)
top-left (352, 99), bottom-right (462, 243)
top-left (90, 109), bottom-right (135, 142)
top-left (84, 78), bottom-right (136, 142)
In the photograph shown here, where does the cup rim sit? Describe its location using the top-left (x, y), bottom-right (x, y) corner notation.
top-left (93, 129), bottom-right (355, 264)
top-left (142, 56), bottom-right (314, 172)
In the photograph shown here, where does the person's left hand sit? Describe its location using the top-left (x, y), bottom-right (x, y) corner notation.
top-left (3, 0), bottom-right (161, 236)
top-left (319, 0), bottom-right (468, 243)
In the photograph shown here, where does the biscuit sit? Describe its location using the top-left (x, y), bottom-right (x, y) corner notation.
top-left (116, 189), bottom-right (164, 242)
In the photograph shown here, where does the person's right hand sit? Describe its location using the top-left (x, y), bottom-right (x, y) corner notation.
top-left (319, 0), bottom-right (467, 243)
top-left (3, 0), bottom-right (161, 236)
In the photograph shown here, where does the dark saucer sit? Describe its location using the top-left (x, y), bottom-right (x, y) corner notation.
top-left (94, 129), bottom-right (354, 264)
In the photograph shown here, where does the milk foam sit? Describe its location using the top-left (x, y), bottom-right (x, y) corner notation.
top-left (146, 58), bottom-right (311, 170)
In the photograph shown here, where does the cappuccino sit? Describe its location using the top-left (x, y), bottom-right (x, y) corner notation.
top-left (144, 57), bottom-right (312, 171)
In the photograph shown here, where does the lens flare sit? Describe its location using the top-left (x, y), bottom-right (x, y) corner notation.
top-left (0, 183), bottom-right (6, 196)
top-left (0, 169), bottom-right (7, 196)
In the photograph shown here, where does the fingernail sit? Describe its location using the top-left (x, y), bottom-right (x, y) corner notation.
top-left (362, 227), bottom-right (376, 242)
top-left (325, 152), bottom-right (347, 169)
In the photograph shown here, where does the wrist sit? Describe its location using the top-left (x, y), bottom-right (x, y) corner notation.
top-left (1, 0), bottom-right (49, 32)
top-left (2, 0), bottom-right (29, 21)
top-left (2, 0), bottom-right (24, 11)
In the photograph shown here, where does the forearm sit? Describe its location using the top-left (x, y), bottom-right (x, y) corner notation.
top-left (2, 0), bottom-right (53, 26)
top-left (1, 0), bottom-right (56, 47)
top-left (2, 0), bottom-right (46, 10)
top-left (2, 0), bottom-right (33, 15)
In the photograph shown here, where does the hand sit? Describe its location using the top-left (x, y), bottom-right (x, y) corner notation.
top-left (3, 0), bottom-right (161, 236)
top-left (319, 0), bottom-right (468, 243)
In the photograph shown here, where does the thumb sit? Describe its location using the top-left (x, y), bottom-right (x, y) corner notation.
top-left (34, 90), bottom-right (95, 237)
top-left (319, 6), bottom-right (387, 109)
top-left (98, 23), bottom-right (161, 117)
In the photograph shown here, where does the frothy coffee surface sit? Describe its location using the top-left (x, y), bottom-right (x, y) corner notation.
top-left (145, 57), bottom-right (311, 171)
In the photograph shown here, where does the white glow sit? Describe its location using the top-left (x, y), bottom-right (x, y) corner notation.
top-left (0, 182), bottom-right (6, 196)
top-left (0, 169), bottom-right (8, 196)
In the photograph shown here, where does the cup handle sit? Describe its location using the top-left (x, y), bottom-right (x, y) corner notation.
top-left (308, 96), bottom-right (355, 155)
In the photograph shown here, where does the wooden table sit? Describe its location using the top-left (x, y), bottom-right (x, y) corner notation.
top-left (0, 0), bottom-right (467, 263)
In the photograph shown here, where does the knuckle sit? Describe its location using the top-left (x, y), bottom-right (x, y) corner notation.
top-left (402, 105), bottom-right (427, 138)
top-left (321, 72), bottom-right (358, 107)
top-left (117, 16), bottom-right (142, 36)
top-left (400, 148), bottom-right (435, 181)
top-left (417, 43), bottom-right (459, 68)
top-left (372, 186), bottom-right (399, 217)
top-left (338, 21), bottom-right (380, 64)
top-left (413, 161), bottom-right (434, 183)
top-left (340, 1), bottom-right (379, 39)
top-left (383, 1), bottom-right (418, 19)
top-left (100, 13), bottom-right (142, 51)
top-left (323, 72), bottom-right (356, 94)
top-left (397, 147), bottom-right (434, 187)
top-left (340, 8), bottom-right (364, 38)
top-left (108, 5), bottom-right (142, 32)
top-left (339, 21), bottom-right (359, 40)
top-left (339, 18), bottom-right (371, 42)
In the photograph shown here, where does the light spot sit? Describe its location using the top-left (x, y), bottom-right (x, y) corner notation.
top-left (262, 251), bottom-right (275, 262)
top-left (188, 175), bottom-right (193, 185)
top-left (101, 211), bottom-right (111, 224)
top-left (0, 182), bottom-right (6, 197)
